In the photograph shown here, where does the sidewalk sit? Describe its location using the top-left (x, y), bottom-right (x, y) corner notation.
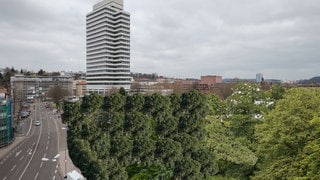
top-left (0, 117), bottom-right (29, 159)
top-left (54, 112), bottom-right (85, 179)
top-left (0, 135), bottom-right (25, 160)
top-left (58, 148), bottom-right (84, 179)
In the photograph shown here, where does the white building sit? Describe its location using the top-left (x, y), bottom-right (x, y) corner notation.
top-left (256, 73), bottom-right (264, 83)
top-left (86, 0), bottom-right (131, 94)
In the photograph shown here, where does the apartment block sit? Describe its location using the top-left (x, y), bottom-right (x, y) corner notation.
top-left (86, 0), bottom-right (131, 94)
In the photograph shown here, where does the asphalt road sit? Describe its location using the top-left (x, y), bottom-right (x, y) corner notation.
top-left (0, 102), bottom-right (64, 180)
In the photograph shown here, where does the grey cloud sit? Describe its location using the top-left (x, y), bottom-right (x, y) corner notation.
top-left (0, 0), bottom-right (320, 80)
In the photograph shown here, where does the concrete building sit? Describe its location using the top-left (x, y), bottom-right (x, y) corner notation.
top-left (74, 80), bottom-right (87, 97)
top-left (86, 0), bottom-right (131, 94)
top-left (198, 75), bottom-right (222, 90)
top-left (11, 75), bottom-right (73, 101)
top-left (10, 75), bottom-right (73, 120)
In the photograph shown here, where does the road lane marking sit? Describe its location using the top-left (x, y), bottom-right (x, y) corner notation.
top-left (15, 150), bottom-right (22, 157)
top-left (40, 162), bottom-right (43, 168)
top-left (55, 170), bottom-right (57, 174)
top-left (47, 141), bottom-right (49, 145)
top-left (34, 172), bottom-right (39, 180)
top-left (18, 103), bottom-right (43, 180)
top-left (19, 155), bottom-right (25, 160)
top-left (3, 177), bottom-right (7, 180)
top-left (10, 165), bottom-right (16, 172)
top-left (41, 158), bottom-right (49, 161)
top-left (46, 146), bottom-right (48, 150)
top-left (53, 176), bottom-right (56, 180)
top-left (26, 117), bottom-right (33, 136)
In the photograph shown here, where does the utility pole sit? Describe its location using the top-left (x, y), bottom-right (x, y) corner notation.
top-left (64, 123), bottom-right (68, 179)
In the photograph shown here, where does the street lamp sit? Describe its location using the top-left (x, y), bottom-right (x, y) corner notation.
top-left (64, 123), bottom-right (68, 179)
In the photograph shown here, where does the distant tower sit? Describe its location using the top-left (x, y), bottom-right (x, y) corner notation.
top-left (86, 0), bottom-right (131, 94)
top-left (256, 73), bottom-right (264, 83)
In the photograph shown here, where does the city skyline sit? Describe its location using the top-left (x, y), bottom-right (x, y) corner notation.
top-left (0, 0), bottom-right (320, 80)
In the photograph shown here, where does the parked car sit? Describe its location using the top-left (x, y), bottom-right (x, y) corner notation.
top-left (20, 111), bottom-right (30, 118)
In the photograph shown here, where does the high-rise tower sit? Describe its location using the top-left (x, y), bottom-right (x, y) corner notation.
top-left (86, 0), bottom-right (131, 94)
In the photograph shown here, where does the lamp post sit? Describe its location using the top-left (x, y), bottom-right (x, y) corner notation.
top-left (64, 123), bottom-right (68, 179)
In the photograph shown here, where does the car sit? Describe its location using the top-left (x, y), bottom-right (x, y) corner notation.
top-left (35, 121), bottom-right (41, 126)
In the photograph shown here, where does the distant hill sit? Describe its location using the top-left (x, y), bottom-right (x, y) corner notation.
top-left (298, 76), bottom-right (320, 84)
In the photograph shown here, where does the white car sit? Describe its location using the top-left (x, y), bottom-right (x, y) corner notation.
top-left (35, 121), bottom-right (41, 126)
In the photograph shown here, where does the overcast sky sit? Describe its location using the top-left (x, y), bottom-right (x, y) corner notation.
top-left (1, 0), bottom-right (320, 80)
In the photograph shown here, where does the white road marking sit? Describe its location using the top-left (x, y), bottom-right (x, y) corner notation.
top-left (18, 103), bottom-right (43, 180)
top-left (52, 159), bottom-right (56, 162)
top-left (19, 155), bottom-right (25, 161)
top-left (10, 165), bottom-right (16, 172)
top-left (47, 141), bottom-right (49, 145)
top-left (34, 172), bottom-right (39, 180)
top-left (15, 150), bottom-right (22, 157)
top-left (41, 158), bottom-right (49, 161)
top-left (46, 146), bottom-right (48, 150)
top-left (26, 118), bottom-right (33, 136)
top-left (54, 154), bottom-right (60, 159)
top-left (3, 177), bottom-right (7, 180)
top-left (40, 162), bottom-right (43, 168)
top-left (53, 176), bottom-right (56, 180)
top-left (55, 170), bottom-right (57, 174)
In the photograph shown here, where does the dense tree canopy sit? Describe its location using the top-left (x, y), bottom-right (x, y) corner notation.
top-left (63, 84), bottom-right (320, 179)
top-left (254, 88), bottom-right (320, 179)
top-left (64, 91), bottom-right (218, 179)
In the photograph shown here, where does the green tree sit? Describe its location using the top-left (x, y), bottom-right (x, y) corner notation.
top-left (207, 94), bottom-right (226, 116)
top-left (119, 87), bottom-right (127, 96)
top-left (124, 112), bottom-right (152, 137)
top-left (37, 69), bottom-right (46, 76)
top-left (128, 163), bottom-right (173, 180)
top-left (62, 101), bottom-right (81, 124)
top-left (155, 138), bottom-right (183, 169)
top-left (179, 90), bottom-right (208, 138)
top-left (110, 136), bottom-right (133, 166)
top-left (103, 93), bottom-right (125, 113)
top-left (81, 93), bottom-right (103, 114)
top-left (173, 133), bottom-right (199, 157)
top-left (224, 83), bottom-right (268, 144)
top-left (132, 138), bottom-right (156, 165)
top-left (254, 88), bottom-right (320, 179)
top-left (205, 116), bottom-right (257, 179)
top-left (174, 157), bottom-right (202, 179)
top-left (191, 149), bottom-right (219, 178)
top-left (169, 93), bottom-right (181, 116)
top-left (125, 93), bottom-right (145, 112)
